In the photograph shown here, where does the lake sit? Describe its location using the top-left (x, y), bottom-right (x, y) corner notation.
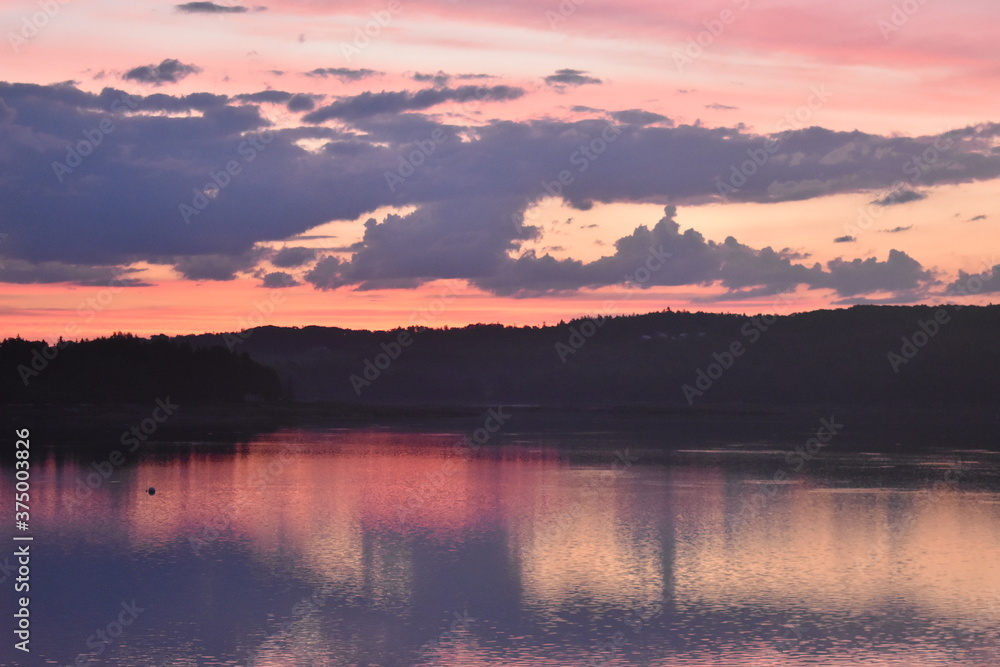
top-left (4, 424), bottom-right (1000, 666)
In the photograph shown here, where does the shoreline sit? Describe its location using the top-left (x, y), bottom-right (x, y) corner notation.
top-left (2, 400), bottom-right (997, 452)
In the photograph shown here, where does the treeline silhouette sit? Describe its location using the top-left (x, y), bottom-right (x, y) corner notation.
top-left (1, 333), bottom-right (282, 404)
top-left (3, 305), bottom-right (997, 409)
top-left (174, 304), bottom-right (999, 408)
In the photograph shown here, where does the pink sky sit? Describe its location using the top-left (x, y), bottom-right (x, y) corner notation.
top-left (1, 0), bottom-right (998, 339)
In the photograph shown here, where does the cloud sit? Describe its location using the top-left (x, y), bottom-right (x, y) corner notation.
top-left (272, 246), bottom-right (316, 268)
top-left (544, 69), bottom-right (602, 87)
top-left (234, 90), bottom-right (318, 113)
top-left (0, 260), bottom-right (148, 286)
top-left (316, 204), bottom-right (929, 300)
top-left (302, 85), bottom-right (524, 123)
top-left (871, 188), bottom-right (926, 206)
top-left (304, 256), bottom-right (346, 290)
top-left (945, 265), bottom-right (1000, 295)
top-left (305, 68), bottom-right (380, 81)
top-left (286, 93), bottom-right (317, 112)
top-left (332, 197), bottom-right (530, 290)
top-left (881, 225), bottom-right (913, 233)
top-left (833, 235), bottom-right (856, 243)
top-left (261, 271), bottom-right (299, 288)
top-left (176, 2), bottom-right (255, 13)
top-left (169, 250), bottom-right (264, 281)
top-left (123, 59), bottom-right (201, 86)
top-left (824, 249), bottom-right (932, 297)
top-left (413, 71), bottom-right (450, 87)
top-left (236, 90), bottom-right (292, 104)
top-left (705, 103), bottom-right (739, 110)
top-left (967, 214), bottom-right (987, 221)
top-left (2, 80), bottom-right (998, 296)
top-left (610, 109), bottom-right (673, 126)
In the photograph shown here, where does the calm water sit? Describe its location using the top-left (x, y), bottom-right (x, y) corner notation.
top-left (4, 427), bottom-right (1000, 666)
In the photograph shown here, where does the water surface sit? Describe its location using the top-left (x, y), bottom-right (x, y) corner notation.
top-left (4, 428), bottom-right (1000, 666)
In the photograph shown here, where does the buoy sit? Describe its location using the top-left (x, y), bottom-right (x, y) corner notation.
top-left (147, 487), bottom-right (156, 496)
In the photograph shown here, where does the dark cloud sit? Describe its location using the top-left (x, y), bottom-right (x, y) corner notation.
top-left (0, 260), bottom-right (148, 286)
top-left (304, 256), bottom-right (346, 290)
top-left (305, 68), bottom-right (380, 81)
top-left (881, 225), bottom-right (913, 233)
top-left (133, 91), bottom-right (229, 111)
top-left (234, 90), bottom-right (319, 114)
top-left (412, 71), bottom-right (450, 87)
top-left (321, 204), bottom-right (930, 300)
top-left (780, 248), bottom-right (811, 260)
top-left (286, 93), bottom-right (317, 112)
top-left (123, 59), bottom-right (201, 86)
top-left (945, 265), bottom-right (1000, 295)
top-left (544, 69), bottom-right (602, 87)
top-left (303, 85), bottom-right (525, 123)
top-left (236, 90), bottom-right (292, 104)
top-left (611, 109), bottom-right (673, 126)
top-left (272, 246), bottom-right (316, 268)
top-left (833, 235), bottom-right (856, 243)
top-left (2, 80), bottom-right (999, 296)
top-left (332, 197), bottom-right (530, 290)
top-left (871, 188), bottom-right (926, 206)
top-left (169, 250), bottom-right (263, 281)
top-left (968, 214), bottom-right (987, 221)
top-left (824, 249), bottom-right (931, 297)
top-left (571, 105), bottom-right (603, 113)
top-left (706, 103), bottom-right (739, 110)
top-left (176, 2), bottom-right (254, 13)
top-left (261, 271), bottom-right (299, 288)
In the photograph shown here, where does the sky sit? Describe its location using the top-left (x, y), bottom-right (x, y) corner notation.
top-left (1, 0), bottom-right (998, 340)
